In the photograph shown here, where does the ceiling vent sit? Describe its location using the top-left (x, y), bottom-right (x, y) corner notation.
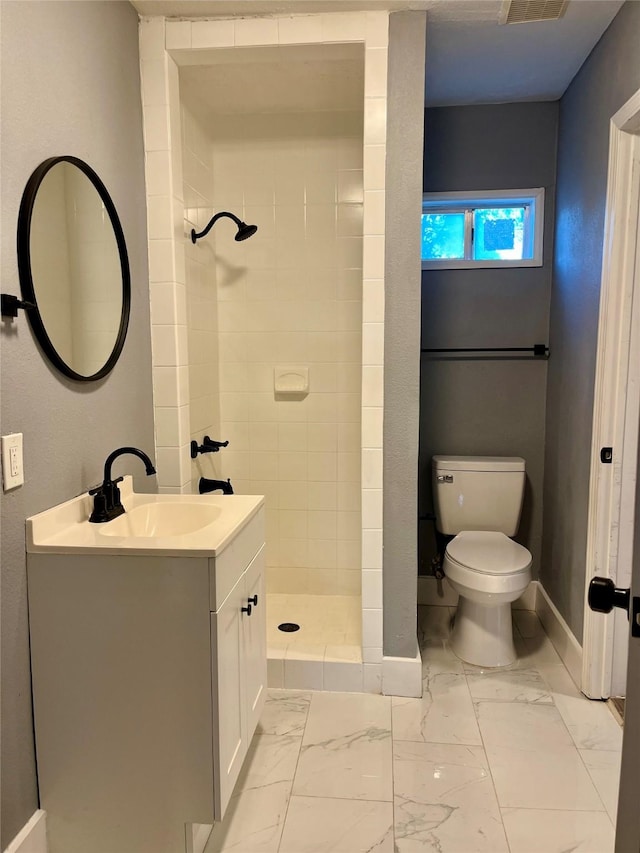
top-left (500, 0), bottom-right (569, 24)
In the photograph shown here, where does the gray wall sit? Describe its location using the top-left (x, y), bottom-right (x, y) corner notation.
top-left (383, 10), bottom-right (426, 658)
top-left (542, 0), bottom-right (640, 642)
top-left (420, 103), bottom-right (558, 577)
top-left (0, 2), bottom-right (154, 845)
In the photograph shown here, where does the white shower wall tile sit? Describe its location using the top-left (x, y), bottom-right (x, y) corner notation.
top-left (142, 103), bottom-right (170, 152)
top-left (364, 646), bottom-right (383, 664)
top-left (363, 529), bottom-right (383, 569)
top-left (165, 20), bottom-right (191, 50)
top-left (191, 19), bottom-right (234, 49)
top-left (363, 144), bottom-right (386, 190)
top-left (364, 190), bottom-right (386, 234)
top-left (151, 324), bottom-right (179, 366)
top-left (366, 12), bottom-right (389, 47)
top-left (364, 97), bottom-right (387, 145)
top-left (362, 448), bottom-right (383, 489)
top-left (364, 48), bottom-right (388, 98)
top-left (277, 14), bottom-right (323, 45)
top-left (363, 234), bottom-right (385, 279)
top-left (147, 195), bottom-right (173, 240)
top-left (321, 12), bottom-right (365, 41)
top-left (145, 150), bottom-right (171, 197)
top-left (363, 323), bottom-right (384, 365)
top-left (363, 607), bottom-right (383, 648)
top-left (234, 16), bottom-right (279, 46)
top-left (362, 365), bottom-right (384, 406)
top-left (141, 58), bottom-right (169, 107)
top-left (362, 569), bottom-right (383, 609)
top-left (139, 17), bottom-right (165, 60)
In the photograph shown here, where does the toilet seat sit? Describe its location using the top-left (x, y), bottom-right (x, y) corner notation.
top-left (446, 530), bottom-right (532, 576)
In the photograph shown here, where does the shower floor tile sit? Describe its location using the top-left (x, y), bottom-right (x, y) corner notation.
top-left (267, 593), bottom-right (362, 663)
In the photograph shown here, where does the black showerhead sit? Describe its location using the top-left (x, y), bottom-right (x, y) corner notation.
top-left (191, 210), bottom-right (258, 244)
top-left (235, 222), bottom-right (258, 241)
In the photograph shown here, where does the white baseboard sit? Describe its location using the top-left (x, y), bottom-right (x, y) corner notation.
top-left (3, 811), bottom-right (47, 853)
top-left (382, 642), bottom-right (422, 697)
top-left (535, 581), bottom-right (583, 688)
top-left (418, 576), bottom-right (538, 610)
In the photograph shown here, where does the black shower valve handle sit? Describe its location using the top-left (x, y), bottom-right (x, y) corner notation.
top-left (203, 436), bottom-right (229, 450)
top-left (190, 437), bottom-right (229, 458)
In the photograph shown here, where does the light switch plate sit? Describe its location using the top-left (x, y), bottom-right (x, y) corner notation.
top-left (2, 433), bottom-right (24, 490)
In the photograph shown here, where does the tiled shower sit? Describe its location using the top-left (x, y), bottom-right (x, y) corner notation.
top-left (140, 12), bottom-right (389, 692)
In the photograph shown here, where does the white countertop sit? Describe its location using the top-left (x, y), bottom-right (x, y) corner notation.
top-left (27, 476), bottom-right (264, 558)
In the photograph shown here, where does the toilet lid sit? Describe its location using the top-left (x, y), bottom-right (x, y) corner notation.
top-left (446, 531), bottom-right (532, 575)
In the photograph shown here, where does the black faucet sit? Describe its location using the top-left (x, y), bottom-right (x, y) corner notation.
top-left (89, 447), bottom-right (156, 523)
top-left (199, 477), bottom-right (234, 495)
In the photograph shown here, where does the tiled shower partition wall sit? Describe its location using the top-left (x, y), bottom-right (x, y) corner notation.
top-left (139, 12), bottom-right (388, 692)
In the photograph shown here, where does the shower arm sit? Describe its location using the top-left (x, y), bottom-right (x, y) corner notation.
top-left (191, 211), bottom-right (242, 244)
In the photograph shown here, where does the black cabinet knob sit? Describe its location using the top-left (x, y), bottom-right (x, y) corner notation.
top-left (248, 595), bottom-right (258, 607)
top-left (241, 604), bottom-right (252, 616)
top-left (588, 576), bottom-right (630, 616)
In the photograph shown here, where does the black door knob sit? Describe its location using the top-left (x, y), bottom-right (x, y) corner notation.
top-left (588, 576), bottom-right (630, 616)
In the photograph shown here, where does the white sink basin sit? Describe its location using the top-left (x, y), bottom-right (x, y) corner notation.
top-left (98, 501), bottom-right (221, 538)
top-left (26, 476), bottom-right (263, 557)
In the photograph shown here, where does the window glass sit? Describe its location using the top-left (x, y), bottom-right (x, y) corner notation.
top-left (421, 212), bottom-right (465, 261)
top-left (421, 189), bottom-right (543, 269)
top-left (473, 207), bottom-right (527, 261)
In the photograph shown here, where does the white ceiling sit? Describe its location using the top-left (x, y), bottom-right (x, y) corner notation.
top-left (130, 0), bottom-right (625, 106)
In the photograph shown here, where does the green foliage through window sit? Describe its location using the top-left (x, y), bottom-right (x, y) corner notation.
top-left (421, 190), bottom-right (543, 268)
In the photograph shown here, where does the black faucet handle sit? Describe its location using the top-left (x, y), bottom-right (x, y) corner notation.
top-left (88, 476), bottom-right (123, 496)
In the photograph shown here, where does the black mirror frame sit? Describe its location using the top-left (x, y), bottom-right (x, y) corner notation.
top-left (17, 156), bottom-right (131, 382)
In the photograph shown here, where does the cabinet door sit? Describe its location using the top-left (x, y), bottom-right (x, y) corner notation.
top-left (211, 574), bottom-right (247, 821)
top-left (243, 546), bottom-right (267, 740)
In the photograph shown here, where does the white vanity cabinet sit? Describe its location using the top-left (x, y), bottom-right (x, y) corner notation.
top-left (26, 488), bottom-right (265, 853)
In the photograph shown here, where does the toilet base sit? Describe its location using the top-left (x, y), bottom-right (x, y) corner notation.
top-left (451, 596), bottom-right (516, 667)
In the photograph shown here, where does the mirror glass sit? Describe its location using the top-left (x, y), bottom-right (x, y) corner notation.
top-left (18, 157), bottom-right (130, 381)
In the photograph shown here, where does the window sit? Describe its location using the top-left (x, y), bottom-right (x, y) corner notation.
top-left (421, 188), bottom-right (544, 270)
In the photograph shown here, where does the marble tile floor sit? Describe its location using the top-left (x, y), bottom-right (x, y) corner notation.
top-left (205, 605), bottom-right (622, 853)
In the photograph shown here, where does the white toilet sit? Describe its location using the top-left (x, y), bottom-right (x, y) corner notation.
top-left (432, 455), bottom-right (532, 667)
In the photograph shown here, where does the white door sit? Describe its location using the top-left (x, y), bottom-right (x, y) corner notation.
top-left (583, 92), bottom-right (640, 700)
top-left (614, 430), bottom-right (640, 850)
top-left (589, 190), bottom-right (640, 843)
top-left (613, 151), bottom-right (640, 851)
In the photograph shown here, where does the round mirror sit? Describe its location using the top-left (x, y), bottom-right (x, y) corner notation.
top-left (18, 156), bottom-right (130, 381)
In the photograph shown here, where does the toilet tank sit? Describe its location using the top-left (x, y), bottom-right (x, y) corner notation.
top-left (432, 456), bottom-right (526, 536)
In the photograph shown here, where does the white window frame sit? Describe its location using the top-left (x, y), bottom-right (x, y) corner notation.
top-left (421, 187), bottom-right (545, 270)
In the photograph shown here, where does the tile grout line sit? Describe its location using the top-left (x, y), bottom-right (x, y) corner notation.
top-left (275, 690), bottom-right (313, 853)
top-left (463, 615), bottom-right (523, 853)
top-left (389, 692), bottom-right (397, 851)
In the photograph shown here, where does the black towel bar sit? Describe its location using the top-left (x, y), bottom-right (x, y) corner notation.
top-left (421, 344), bottom-right (549, 359)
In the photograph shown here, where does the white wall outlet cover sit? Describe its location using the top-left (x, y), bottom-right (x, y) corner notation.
top-left (2, 432), bottom-right (24, 490)
top-left (274, 366), bottom-right (309, 395)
